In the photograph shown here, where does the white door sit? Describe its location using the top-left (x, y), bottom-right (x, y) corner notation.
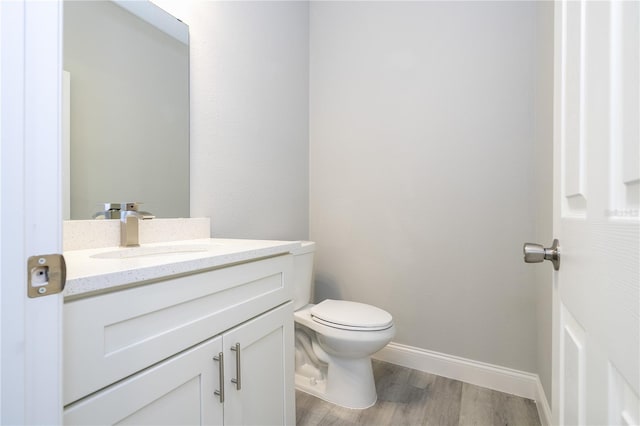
top-left (0, 1), bottom-right (63, 424)
top-left (552, 0), bottom-right (639, 425)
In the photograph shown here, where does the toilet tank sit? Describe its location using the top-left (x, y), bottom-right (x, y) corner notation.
top-left (291, 241), bottom-right (316, 310)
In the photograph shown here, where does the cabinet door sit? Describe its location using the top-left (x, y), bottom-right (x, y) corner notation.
top-left (223, 302), bottom-right (295, 426)
top-left (64, 336), bottom-right (225, 426)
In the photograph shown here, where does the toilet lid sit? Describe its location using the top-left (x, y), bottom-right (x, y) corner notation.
top-left (310, 299), bottom-right (393, 331)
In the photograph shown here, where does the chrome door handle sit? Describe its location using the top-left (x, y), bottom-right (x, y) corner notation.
top-left (523, 239), bottom-right (560, 271)
top-left (213, 352), bottom-right (224, 403)
top-left (230, 343), bottom-right (241, 390)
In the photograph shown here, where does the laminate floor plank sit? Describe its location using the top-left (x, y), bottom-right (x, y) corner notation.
top-left (458, 382), bottom-right (540, 426)
top-left (420, 376), bottom-right (463, 426)
top-left (375, 360), bottom-right (419, 403)
top-left (296, 360), bottom-right (541, 426)
top-left (376, 357), bottom-right (437, 425)
top-left (314, 400), bottom-right (362, 425)
top-left (296, 391), bottom-right (334, 425)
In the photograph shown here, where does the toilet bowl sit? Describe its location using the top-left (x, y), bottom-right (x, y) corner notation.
top-left (292, 242), bottom-right (395, 409)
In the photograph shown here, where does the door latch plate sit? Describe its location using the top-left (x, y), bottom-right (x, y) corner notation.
top-left (27, 254), bottom-right (66, 298)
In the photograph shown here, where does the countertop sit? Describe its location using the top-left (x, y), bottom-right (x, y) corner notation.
top-left (63, 238), bottom-right (301, 299)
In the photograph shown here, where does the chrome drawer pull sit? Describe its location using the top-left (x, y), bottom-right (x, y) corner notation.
top-left (230, 343), bottom-right (241, 390)
top-left (213, 352), bottom-right (224, 403)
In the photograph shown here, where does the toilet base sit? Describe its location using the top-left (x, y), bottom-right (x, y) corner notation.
top-left (295, 357), bottom-right (377, 409)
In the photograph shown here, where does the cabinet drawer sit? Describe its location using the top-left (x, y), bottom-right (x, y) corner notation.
top-left (64, 336), bottom-right (224, 426)
top-left (64, 254), bottom-right (293, 405)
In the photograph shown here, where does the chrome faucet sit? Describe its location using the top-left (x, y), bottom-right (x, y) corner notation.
top-left (119, 202), bottom-right (154, 247)
top-left (92, 202), bottom-right (154, 246)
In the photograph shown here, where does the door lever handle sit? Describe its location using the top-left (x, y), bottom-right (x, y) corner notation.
top-left (523, 239), bottom-right (560, 271)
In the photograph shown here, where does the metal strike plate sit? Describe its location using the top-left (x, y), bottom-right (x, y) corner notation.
top-left (27, 254), bottom-right (66, 298)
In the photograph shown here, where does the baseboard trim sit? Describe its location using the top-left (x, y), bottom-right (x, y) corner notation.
top-left (373, 342), bottom-right (552, 425)
top-left (534, 376), bottom-right (552, 426)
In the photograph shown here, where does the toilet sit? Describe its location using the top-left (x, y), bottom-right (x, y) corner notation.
top-left (292, 242), bottom-right (395, 409)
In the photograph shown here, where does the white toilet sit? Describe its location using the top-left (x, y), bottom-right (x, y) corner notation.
top-left (292, 242), bottom-right (395, 409)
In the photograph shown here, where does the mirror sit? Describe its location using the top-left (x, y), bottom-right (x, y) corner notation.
top-left (63, 0), bottom-right (189, 220)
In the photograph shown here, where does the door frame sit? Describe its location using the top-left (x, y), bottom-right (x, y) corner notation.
top-left (551, 1), bottom-right (563, 423)
top-left (1, 1), bottom-right (64, 424)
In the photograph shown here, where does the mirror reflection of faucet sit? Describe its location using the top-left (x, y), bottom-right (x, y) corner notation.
top-left (92, 202), bottom-right (154, 247)
top-left (92, 203), bottom-right (122, 220)
top-left (92, 202), bottom-right (155, 220)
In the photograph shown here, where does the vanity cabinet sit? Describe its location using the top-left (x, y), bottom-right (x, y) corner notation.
top-left (63, 254), bottom-right (295, 425)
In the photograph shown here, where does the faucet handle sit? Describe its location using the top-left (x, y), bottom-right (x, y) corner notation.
top-left (93, 202), bottom-right (122, 219)
top-left (120, 202), bottom-right (154, 220)
top-left (121, 202), bottom-right (141, 212)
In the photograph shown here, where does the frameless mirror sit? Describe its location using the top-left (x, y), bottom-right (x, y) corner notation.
top-left (63, 0), bottom-right (189, 220)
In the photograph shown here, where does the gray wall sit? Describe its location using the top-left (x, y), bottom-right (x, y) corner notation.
top-left (309, 1), bottom-right (543, 373)
top-left (159, 0), bottom-right (554, 395)
top-left (157, 0), bottom-right (310, 241)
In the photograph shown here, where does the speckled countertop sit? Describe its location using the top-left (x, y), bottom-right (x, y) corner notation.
top-left (63, 238), bottom-right (301, 299)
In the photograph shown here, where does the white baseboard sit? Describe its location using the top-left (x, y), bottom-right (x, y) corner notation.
top-left (535, 374), bottom-right (552, 426)
top-left (373, 342), bottom-right (552, 426)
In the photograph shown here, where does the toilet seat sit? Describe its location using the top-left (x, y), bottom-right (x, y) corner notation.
top-left (310, 299), bottom-right (393, 331)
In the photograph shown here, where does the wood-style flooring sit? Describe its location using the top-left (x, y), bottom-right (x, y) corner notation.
top-left (296, 360), bottom-right (541, 426)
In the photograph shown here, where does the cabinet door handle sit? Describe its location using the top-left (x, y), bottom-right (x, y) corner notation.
top-left (230, 343), bottom-right (241, 390)
top-left (213, 352), bottom-right (224, 403)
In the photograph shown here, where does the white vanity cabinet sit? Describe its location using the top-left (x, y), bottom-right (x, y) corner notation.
top-left (63, 254), bottom-right (295, 426)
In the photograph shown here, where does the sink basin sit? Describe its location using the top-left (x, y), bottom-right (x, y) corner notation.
top-left (91, 244), bottom-right (212, 259)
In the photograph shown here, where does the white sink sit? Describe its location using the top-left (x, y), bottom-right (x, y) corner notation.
top-left (90, 244), bottom-right (213, 259)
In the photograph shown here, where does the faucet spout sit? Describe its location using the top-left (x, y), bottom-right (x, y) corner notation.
top-left (121, 212), bottom-right (141, 247)
top-left (119, 202), bottom-right (154, 247)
